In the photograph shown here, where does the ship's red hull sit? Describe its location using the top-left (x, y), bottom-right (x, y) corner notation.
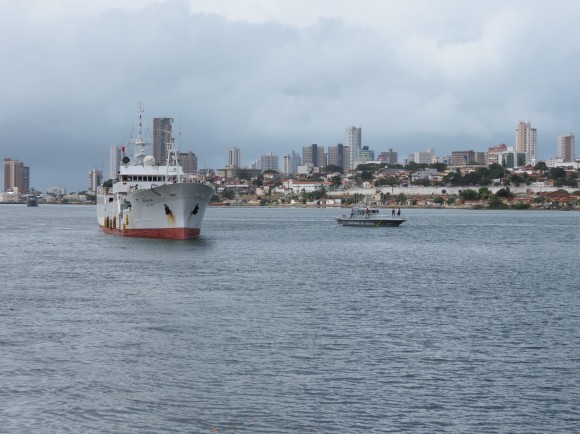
top-left (100, 226), bottom-right (201, 240)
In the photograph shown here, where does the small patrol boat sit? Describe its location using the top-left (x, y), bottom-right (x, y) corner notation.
top-left (336, 205), bottom-right (405, 227)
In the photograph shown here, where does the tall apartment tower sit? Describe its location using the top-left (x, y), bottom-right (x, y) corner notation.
top-left (557, 133), bottom-right (575, 162)
top-left (378, 148), bottom-right (398, 164)
top-left (179, 151), bottom-right (198, 174)
top-left (88, 168), bottom-right (103, 192)
top-left (515, 121), bottom-right (537, 165)
top-left (302, 144), bottom-right (325, 167)
top-left (153, 117), bottom-right (173, 166)
top-left (227, 147), bottom-right (242, 168)
top-left (328, 143), bottom-right (345, 169)
top-left (109, 145), bottom-right (123, 180)
top-left (3, 158), bottom-right (30, 193)
top-left (346, 126), bottom-right (361, 169)
top-left (283, 151), bottom-right (301, 174)
top-left (258, 152), bottom-right (279, 171)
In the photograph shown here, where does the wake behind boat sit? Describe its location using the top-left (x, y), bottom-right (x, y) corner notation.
top-left (96, 105), bottom-right (215, 240)
top-left (336, 205), bottom-right (406, 227)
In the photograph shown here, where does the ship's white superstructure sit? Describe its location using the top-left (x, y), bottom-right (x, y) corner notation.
top-left (97, 104), bottom-right (215, 240)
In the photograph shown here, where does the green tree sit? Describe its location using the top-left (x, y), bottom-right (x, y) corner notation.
top-left (478, 187), bottom-right (492, 200)
top-left (443, 170), bottom-right (463, 186)
top-left (459, 189), bottom-right (479, 200)
top-left (548, 167), bottom-right (566, 179)
top-left (488, 196), bottom-right (508, 209)
top-left (509, 174), bottom-right (525, 186)
top-left (495, 187), bottom-right (513, 198)
top-left (405, 161), bottom-right (428, 171)
top-left (221, 188), bottom-right (235, 200)
top-left (511, 201), bottom-right (531, 210)
top-left (323, 165), bottom-right (343, 174)
top-left (330, 175), bottom-right (343, 189)
top-left (412, 178), bottom-right (431, 186)
top-left (374, 176), bottom-right (399, 187)
top-left (487, 163), bottom-right (506, 180)
top-left (396, 193), bottom-right (407, 204)
top-left (429, 162), bottom-right (448, 172)
top-left (355, 170), bottom-right (374, 186)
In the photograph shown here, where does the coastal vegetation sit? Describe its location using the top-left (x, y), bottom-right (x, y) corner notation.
top-left (211, 161), bottom-right (580, 210)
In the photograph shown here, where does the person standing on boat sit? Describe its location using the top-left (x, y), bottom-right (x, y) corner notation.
top-left (365, 206), bottom-right (370, 218)
top-left (350, 208), bottom-right (354, 219)
top-left (392, 208), bottom-right (396, 217)
top-left (397, 208), bottom-right (401, 216)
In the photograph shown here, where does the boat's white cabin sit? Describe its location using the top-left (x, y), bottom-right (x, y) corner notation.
top-left (111, 164), bottom-right (182, 194)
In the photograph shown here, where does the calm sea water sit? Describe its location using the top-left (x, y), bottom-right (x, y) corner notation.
top-left (1, 204), bottom-right (579, 433)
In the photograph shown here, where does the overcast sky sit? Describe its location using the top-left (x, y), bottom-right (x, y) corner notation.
top-left (2, 0), bottom-right (580, 191)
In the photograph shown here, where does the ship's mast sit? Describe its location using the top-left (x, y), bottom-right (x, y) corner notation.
top-left (164, 118), bottom-right (182, 181)
top-left (132, 102), bottom-right (147, 166)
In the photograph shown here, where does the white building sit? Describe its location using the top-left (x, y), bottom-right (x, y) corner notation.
top-left (284, 180), bottom-right (324, 193)
top-left (346, 126), bottom-right (361, 169)
top-left (410, 149), bottom-right (436, 164)
top-left (545, 157), bottom-right (580, 169)
top-left (88, 168), bottom-right (103, 193)
top-left (258, 152), bottom-right (279, 172)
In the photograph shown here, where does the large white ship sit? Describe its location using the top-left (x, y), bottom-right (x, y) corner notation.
top-left (97, 105), bottom-right (215, 240)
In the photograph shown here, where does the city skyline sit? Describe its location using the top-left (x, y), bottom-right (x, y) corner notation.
top-left (3, 1), bottom-right (580, 190)
top-left (3, 120), bottom-right (579, 193)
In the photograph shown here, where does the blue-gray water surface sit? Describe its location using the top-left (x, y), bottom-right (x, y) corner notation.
top-left (1, 205), bottom-right (579, 433)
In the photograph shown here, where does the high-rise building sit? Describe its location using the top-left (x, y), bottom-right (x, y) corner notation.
top-left (283, 151), bottom-right (301, 174)
top-left (487, 144), bottom-right (508, 165)
top-left (88, 168), bottom-right (103, 192)
top-left (258, 152), bottom-right (279, 172)
top-left (450, 150), bottom-right (487, 166)
top-left (227, 147), bottom-right (242, 168)
top-left (3, 158), bottom-right (29, 193)
top-left (497, 147), bottom-right (526, 168)
top-left (328, 143), bottom-right (345, 169)
top-left (515, 121), bottom-right (537, 165)
top-left (302, 144), bottom-right (325, 167)
top-left (378, 148), bottom-right (398, 164)
top-left (412, 150), bottom-right (435, 164)
top-left (359, 146), bottom-right (375, 162)
top-left (557, 133), bottom-right (575, 162)
top-left (346, 126), bottom-right (361, 169)
top-left (153, 117), bottom-right (173, 166)
top-left (109, 145), bottom-right (123, 180)
top-left (179, 151), bottom-right (198, 174)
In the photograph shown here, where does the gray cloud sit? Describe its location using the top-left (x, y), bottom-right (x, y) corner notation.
top-left (1, 0), bottom-right (580, 191)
